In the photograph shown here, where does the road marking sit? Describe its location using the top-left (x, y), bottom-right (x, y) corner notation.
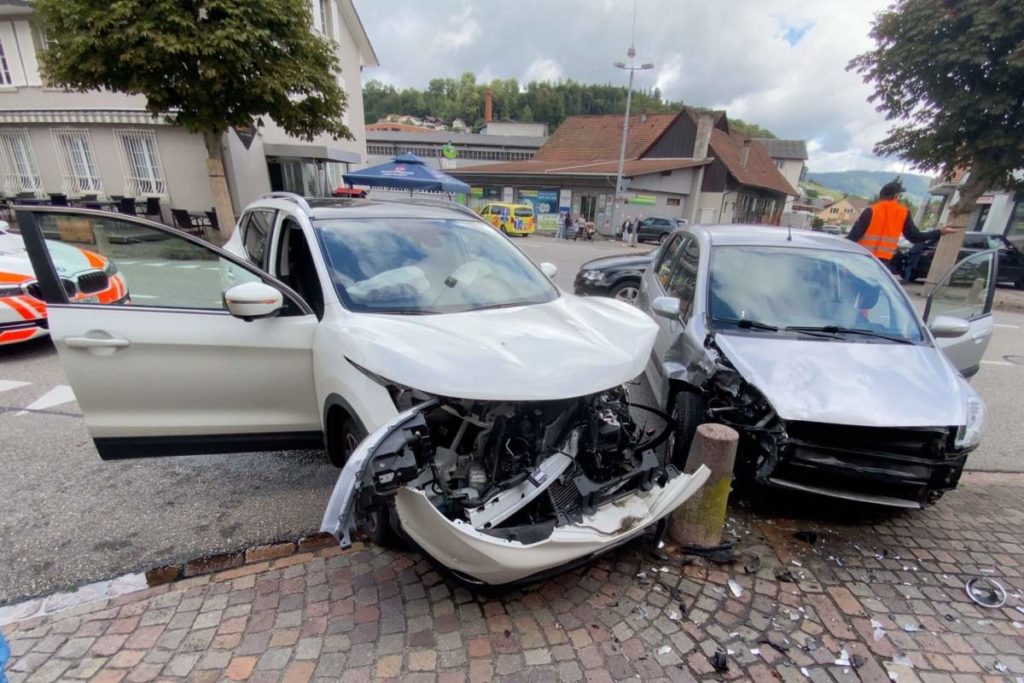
top-left (0, 379), bottom-right (30, 395)
top-left (143, 262), bottom-right (168, 267)
top-left (175, 264), bottom-right (201, 269)
top-left (130, 294), bottom-right (158, 299)
top-left (117, 260), bottom-right (138, 265)
top-left (981, 360), bottom-right (1015, 367)
top-left (994, 323), bottom-right (1019, 329)
top-left (15, 384), bottom-right (76, 416)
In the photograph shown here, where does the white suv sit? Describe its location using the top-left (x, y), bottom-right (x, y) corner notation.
top-left (15, 195), bottom-right (709, 584)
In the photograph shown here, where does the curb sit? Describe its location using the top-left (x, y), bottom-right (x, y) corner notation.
top-left (0, 532), bottom-right (338, 629)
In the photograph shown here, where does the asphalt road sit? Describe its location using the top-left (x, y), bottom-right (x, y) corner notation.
top-left (0, 234), bottom-right (1021, 604)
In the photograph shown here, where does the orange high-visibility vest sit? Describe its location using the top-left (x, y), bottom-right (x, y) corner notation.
top-left (858, 199), bottom-right (907, 260)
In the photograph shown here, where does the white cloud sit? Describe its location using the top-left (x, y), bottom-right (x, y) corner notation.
top-left (522, 58), bottom-right (564, 84)
top-left (354, 0), bottom-right (901, 171)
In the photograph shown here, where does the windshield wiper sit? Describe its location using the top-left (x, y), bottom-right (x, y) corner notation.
top-left (711, 317), bottom-right (779, 332)
top-left (785, 325), bottom-right (914, 344)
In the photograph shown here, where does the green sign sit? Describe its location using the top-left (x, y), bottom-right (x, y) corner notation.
top-left (442, 143), bottom-right (458, 160)
top-left (626, 194), bottom-right (657, 206)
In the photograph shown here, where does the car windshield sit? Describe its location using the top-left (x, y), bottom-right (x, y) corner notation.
top-left (314, 217), bottom-right (558, 314)
top-left (708, 245), bottom-right (923, 343)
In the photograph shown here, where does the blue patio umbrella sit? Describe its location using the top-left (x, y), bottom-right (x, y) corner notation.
top-left (342, 153), bottom-right (470, 195)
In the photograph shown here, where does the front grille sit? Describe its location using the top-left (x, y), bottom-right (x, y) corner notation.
top-left (785, 421), bottom-right (951, 459)
top-left (24, 280), bottom-right (76, 299)
top-left (76, 271), bottom-right (109, 295)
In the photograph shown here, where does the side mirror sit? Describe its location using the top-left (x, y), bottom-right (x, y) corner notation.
top-left (224, 282), bottom-right (284, 321)
top-left (929, 314), bottom-right (970, 338)
top-left (651, 296), bottom-right (681, 319)
top-left (539, 262), bottom-right (558, 278)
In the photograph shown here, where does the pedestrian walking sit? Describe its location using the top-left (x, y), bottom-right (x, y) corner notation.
top-left (620, 215), bottom-right (632, 243)
top-left (628, 215), bottom-right (640, 248)
top-left (558, 211), bottom-right (572, 240)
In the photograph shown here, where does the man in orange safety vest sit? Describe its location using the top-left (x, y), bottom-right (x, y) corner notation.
top-left (847, 180), bottom-right (954, 260)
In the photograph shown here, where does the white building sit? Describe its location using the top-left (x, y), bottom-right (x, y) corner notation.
top-left (752, 138), bottom-right (808, 212)
top-left (0, 0), bottom-right (377, 223)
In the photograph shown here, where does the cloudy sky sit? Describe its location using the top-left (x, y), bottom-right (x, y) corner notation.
top-left (354, 0), bottom-right (908, 173)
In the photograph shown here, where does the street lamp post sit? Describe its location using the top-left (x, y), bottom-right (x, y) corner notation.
top-left (608, 47), bottom-right (654, 237)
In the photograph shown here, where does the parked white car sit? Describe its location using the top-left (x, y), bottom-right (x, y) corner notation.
top-left (15, 197), bottom-right (708, 585)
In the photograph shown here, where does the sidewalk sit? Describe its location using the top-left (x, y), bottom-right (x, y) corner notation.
top-left (2, 471), bottom-right (1023, 682)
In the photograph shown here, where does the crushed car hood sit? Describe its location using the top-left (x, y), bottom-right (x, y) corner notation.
top-left (714, 334), bottom-right (968, 427)
top-left (338, 295), bottom-right (657, 401)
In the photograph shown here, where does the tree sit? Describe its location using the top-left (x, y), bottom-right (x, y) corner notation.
top-left (849, 0), bottom-right (1024, 290)
top-left (36, 0), bottom-right (351, 237)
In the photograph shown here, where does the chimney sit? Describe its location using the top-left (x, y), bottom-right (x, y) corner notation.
top-left (640, 108), bottom-right (649, 123)
top-left (484, 89), bottom-right (493, 123)
top-left (692, 113), bottom-right (713, 159)
top-left (740, 138), bottom-right (752, 168)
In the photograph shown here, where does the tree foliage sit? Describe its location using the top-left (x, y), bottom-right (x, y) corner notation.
top-left (848, 0), bottom-right (1024, 199)
top-left (363, 73), bottom-right (776, 138)
top-left (35, 0), bottom-right (351, 141)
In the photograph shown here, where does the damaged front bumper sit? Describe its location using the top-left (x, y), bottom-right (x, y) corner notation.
top-left (321, 400), bottom-right (710, 585)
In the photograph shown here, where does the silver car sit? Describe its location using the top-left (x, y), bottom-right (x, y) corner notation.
top-left (638, 224), bottom-right (995, 508)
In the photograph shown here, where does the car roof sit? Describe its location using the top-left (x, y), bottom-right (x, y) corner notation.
top-left (253, 196), bottom-right (480, 222)
top-left (689, 224), bottom-right (866, 254)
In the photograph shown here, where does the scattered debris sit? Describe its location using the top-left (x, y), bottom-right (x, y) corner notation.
top-left (635, 606), bottom-right (648, 620)
top-left (800, 667), bottom-right (810, 677)
top-left (750, 648), bottom-right (761, 657)
top-left (835, 649), bottom-right (852, 666)
top-left (667, 610), bottom-right (682, 622)
top-left (902, 623), bottom-right (919, 633)
top-left (943, 613), bottom-right (957, 622)
top-left (710, 648), bottom-right (729, 672)
top-left (871, 619), bottom-right (887, 641)
top-left (758, 634), bottom-right (791, 654)
top-left (775, 568), bottom-right (796, 583)
top-left (851, 654), bottom-right (865, 668)
top-left (791, 559), bottom-right (802, 567)
top-left (728, 579), bottom-right (743, 597)
top-left (995, 662), bottom-right (1009, 673)
top-left (965, 577), bottom-right (1007, 608)
top-left (657, 645), bottom-right (671, 656)
top-left (891, 653), bottom-right (914, 668)
top-left (794, 531), bottom-right (818, 545)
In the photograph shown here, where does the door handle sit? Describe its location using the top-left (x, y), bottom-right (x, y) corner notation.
top-left (65, 336), bottom-right (131, 349)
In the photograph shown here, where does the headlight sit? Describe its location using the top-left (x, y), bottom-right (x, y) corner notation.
top-left (103, 260), bottom-right (118, 276)
top-left (581, 270), bottom-right (606, 282)
top-left (955, 395), bottom-right (984, 449)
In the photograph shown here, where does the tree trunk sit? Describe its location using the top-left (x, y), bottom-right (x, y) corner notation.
top-left (923, 172), bottom-right (987, 296)
top-left (202, 131), bottom-right (237, 242)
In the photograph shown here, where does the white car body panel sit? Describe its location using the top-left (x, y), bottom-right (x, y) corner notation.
top-left (340, 295), bottom-right (657, 401)
top-left (46, 304), bottom-right (320, 438)
top-left (713, 334), bottom-right (972, 427)
top-left (393, 466), bottom-right (709, 585)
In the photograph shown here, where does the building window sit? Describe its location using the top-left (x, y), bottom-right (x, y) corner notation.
top-left (775, 159), bottom-right (784, 169)
top-left (313, 0), bottom-right (330, 34)
top-left (0, 34), bottom-right (12, 86)
top-left (52, 128), bottom-right (103, 195)
top-left (114, 129), bottom-right (166, 196)
top-left (0, 129), bottom-right (42, 195)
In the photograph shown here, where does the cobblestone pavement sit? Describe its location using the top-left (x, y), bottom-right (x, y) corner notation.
top-left (2, 472), bottom-right (1023, 682)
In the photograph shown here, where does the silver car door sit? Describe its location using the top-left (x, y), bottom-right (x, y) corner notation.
top-left (924, 250), bottom-right (998, 378)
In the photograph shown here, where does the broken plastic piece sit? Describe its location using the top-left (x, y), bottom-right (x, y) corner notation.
top-left (835, 649), bottom-right (852, 666)
top-left (775, 568), bottom-right (796, 583)
top-left (965, 577), bottom-right (1007, 608)
top-left (891, 653), bottom-right (914, 668)
top-left (728, 579), bottom-right (743, 597)
top-left (710, 648), bottom-right (729, 672)
top-left (657, 645), bottom-right (671, 656)
top-left (902, 623), bottom-right (919, 633)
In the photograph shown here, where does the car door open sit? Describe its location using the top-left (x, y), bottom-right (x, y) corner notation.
top-left (15, 207), bottom-right (322, 459)
top-left (924, 249), bottom-right (998, 378)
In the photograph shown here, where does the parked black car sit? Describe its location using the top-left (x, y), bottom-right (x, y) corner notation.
top-left (634, 217), bottom-right (686, 244)
top-left (574, 252), bottom-right (653, 304)
top-left (891, 232), bottom-right (1024, 288)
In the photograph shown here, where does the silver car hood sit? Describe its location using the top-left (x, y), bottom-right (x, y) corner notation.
top-left (714, 334), bottom-right (968, 427)
top-left (338, 295), bottom-right (657, 401)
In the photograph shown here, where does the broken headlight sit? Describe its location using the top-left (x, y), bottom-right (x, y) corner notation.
top-left (954, 395), bottom-right (984, 449)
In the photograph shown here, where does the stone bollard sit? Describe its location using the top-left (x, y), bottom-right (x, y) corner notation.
top-left (667, 423), bottom-right (739, 548)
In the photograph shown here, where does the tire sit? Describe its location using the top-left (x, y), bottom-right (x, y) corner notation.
top-left (361, 503), bottom-right (404, 549)
top-left (609, 280), bottom-right (640, 305)
top-left (1016, 275), bottom-right (1024, 291)
top-left (668, 389), bottom-right (706, 470)
top-left (658, 232), bottom-right (670, 244)
top-left (500, 224), bottom-right (509, 235)
top-left (327, 415), bottom-right (365, 468)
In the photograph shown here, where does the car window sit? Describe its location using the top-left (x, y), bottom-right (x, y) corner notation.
top-left (241, 209), bottom-right (275, 268)
top-left (313, 217), bottom-right (558, 314)
top-left (32, 212), bottom-right (229, 311)
top-left (928, 250), bottom-right (995, 322)
top-left (708, 245), bottom-right (924, 342)
top-left (480, 205), bottom-right (490, 216)
top-left (655, 234), bottom-right (684, 290)
top-left (514, 207), bottom-right (533, 217)
top-left (664, 235), bottom-right (699, 322)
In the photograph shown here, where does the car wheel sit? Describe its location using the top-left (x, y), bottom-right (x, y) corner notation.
top-left (361, 503), bottom-right (404, 549)
top-left (500, 224), bottom-right (509, 235)
top-left (658, 232), bottom-right (670, 244)
top-left (610, 280), bottom-right (640, 305)
top-left (1016, 275), bottom-right (1024, 291)
top-left (668, 389), bottom-right (706, 470)
top-left (328, 415), bottom-right (365, 468)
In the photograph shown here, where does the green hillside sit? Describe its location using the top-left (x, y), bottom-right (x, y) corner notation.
top-left (806, 170), bottom-right (933, 205)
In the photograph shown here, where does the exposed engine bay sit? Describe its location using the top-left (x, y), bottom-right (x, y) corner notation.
top-left (321, 386), bottom-right (711, 584)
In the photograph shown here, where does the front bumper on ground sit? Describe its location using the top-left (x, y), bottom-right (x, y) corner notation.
top-left (394, 465), bottom-right (709, 585)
